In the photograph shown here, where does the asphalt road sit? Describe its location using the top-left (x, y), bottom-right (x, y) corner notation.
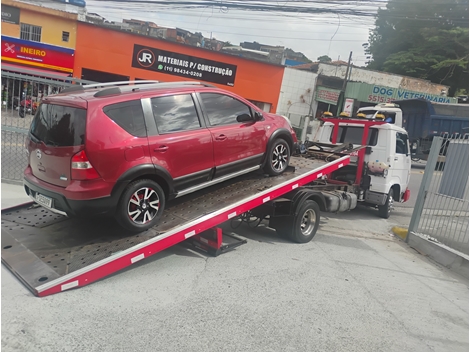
top-left (1, 168), bottom-right (468, 352)
top-left (2, 210), bottom-right (468, 352)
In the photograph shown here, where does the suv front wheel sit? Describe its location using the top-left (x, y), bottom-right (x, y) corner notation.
top-left (115, 179), bottom-right (165, 232)
top-left (264, 138), bottom-right (290, 176)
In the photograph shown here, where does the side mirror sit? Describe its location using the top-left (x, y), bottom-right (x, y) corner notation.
top-left (254, 111), bottom-right (263, 121)
top-left (236, 113), bottom-right (253, 123)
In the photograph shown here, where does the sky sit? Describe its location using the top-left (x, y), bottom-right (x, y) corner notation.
top-left (86, 0), bottom-right (383, 67)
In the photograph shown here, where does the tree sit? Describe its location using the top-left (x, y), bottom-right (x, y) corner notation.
top-left (317, 55), bottom-right (332, 63)
top-left (368, 0), bottom-right (469, 96)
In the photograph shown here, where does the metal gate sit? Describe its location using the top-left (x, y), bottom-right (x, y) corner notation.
top-left (408, 136), bottom-right (469, 255)
top-left (1, 70), bottom-right (95, 183)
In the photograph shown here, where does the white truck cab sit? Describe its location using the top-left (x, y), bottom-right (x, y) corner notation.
top-left (307, 112), bottom-right (411, 218)
top-left (356, 103), bottom-right (404, 127)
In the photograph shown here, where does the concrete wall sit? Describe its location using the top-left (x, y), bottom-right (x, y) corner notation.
top-left (318, 63), bottom-right (449, 96)
top-left (277, 67), bottom-right (317, 118)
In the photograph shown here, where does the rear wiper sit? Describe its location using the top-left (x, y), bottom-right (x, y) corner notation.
top-left (46, 140), bottom-right (60, 147)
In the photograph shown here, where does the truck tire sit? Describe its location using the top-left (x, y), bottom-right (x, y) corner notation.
top-left (115, 179), bottom-right (165, 232)
top-left (276, 200), bottom-right (320, 243)
top-left (378, 189), bottom-right (393, 219)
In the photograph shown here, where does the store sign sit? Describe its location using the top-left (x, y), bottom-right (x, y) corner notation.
top-left (132, 44), bottom-right (237, 86)
top-left (316, 87), bottom-right (341, 105)
top-left (1, 5), bottom-right (20, 25)
top-left (366, 84), bottom-right (457, 104)
top-left (1, 36), bottom-right (74, 72)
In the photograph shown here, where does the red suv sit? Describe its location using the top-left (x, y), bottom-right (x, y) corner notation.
top-left (24, 81), bottom-right (298, 232)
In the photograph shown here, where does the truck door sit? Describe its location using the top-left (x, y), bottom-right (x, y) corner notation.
top-left (391, 132), bottom-right (411, 194)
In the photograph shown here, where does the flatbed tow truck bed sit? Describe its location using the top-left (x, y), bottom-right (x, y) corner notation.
top-left (2, 155), bottom-right (349, 297)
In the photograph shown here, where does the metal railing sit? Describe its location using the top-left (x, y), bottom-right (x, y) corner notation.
top-left (408, 136), bottom-right (469, 255)
top-left (1, 71), bottom-right (95, 183)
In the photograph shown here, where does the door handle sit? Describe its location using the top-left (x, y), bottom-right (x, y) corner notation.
top-left (215, 134), bottom-right (227, 141)
top-left (154, 145), bottom-right (169, 152)
top-left (394, 157), bottom-right (398, 161)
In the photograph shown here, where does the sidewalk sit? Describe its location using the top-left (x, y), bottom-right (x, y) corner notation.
top-left (1, 182), bottom-right (31, 209)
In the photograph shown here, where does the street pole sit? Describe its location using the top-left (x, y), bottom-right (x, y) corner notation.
top-left (337, 51), bottom-right (353, 113)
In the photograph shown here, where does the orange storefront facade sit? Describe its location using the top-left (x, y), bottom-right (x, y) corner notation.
top-left (73, 22), bottom-right (285, 112)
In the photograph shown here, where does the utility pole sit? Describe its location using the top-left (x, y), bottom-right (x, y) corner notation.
top-left (342, 51), bottom-right (353, 91)
top-left (337, 51), bottom-right (353, 113)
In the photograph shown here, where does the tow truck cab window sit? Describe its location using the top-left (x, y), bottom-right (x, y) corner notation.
top-left (331, 126), bottom-right (378, 146)
top-left (360, 110), bottom-right (396, 124)
top-left (396, 132), bottom-right (409, 154)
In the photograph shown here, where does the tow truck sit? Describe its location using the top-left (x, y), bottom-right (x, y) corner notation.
top-left (2, 112), bottom-right (411, 297)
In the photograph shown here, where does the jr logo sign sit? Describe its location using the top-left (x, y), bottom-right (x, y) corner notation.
top-left (132, 44), bottom-right (237, 86)
top-left (136, 48), bottom-right (155, 68)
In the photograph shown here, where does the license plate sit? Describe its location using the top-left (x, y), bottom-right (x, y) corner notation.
top-left (35, 193), bottom-right (52, 208)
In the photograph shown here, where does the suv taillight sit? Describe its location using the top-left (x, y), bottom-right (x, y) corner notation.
top-left (71, 150), bottom-right (100, 180)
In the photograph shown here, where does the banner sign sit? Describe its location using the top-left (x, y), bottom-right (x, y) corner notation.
top-left (1, 5), bottom-right (20, 25)
top-left (343, 98), bottom-right (354, 116)
top-left (364, 84), bottom-right (457, 104)
top-left (316, 86), bottom-right (341, 105)
top-left (1, 36), bottom-right (74, 72)
top-left (132, 44), bottom-right (237, 86)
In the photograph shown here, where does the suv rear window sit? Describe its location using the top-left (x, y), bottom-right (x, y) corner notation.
top-left (30, 104), bottom-right (86, 146)
top-left (103, 100), bottom-right (146, 137)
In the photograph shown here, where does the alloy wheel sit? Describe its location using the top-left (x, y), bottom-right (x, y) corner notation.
top-left (272, 144), bottom-right (288, 172)
top-left (127, 187), bottom-right (160, 224)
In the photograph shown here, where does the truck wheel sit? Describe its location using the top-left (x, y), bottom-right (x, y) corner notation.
top-left (264, 139), bottom-right (290, 176)
top-left (378, 189), bottom-right (393, 219)
top-left (278, 200), bottom-right (320, 243)
top-left (115, 179), bottom-right (165, 232)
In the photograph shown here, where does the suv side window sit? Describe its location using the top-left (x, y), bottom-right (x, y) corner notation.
top-left (200, 93), bottom-right (252, 126)
top-left (396, 132), bottom-right (409, 154)
top-left (151, 94), bottom-right (201, 134)
top-left (103, 100), bottom-right (146, 137)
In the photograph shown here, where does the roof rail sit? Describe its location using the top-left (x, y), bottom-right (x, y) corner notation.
top-left (60, 80), bottom-right (161, 94)
top-left (90, 81), bottom-right (219, 98)
top-left (82, 80), bottom-right (161, 89)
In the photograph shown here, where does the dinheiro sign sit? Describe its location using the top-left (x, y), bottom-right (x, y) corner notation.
top-left (366, 84), bottom-right (457, 104)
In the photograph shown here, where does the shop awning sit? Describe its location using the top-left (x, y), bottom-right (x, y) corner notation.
top-left (1, 63), bottom-right (71, 79)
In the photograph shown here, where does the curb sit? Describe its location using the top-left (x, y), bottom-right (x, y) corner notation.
top-left (391, 226), bottom-right (408, 240)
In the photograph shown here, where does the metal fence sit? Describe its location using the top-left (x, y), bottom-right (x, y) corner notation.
top-left (1, 70), bottom-right (95, 184)
top-left (408, 136), bottom-right (469, 255)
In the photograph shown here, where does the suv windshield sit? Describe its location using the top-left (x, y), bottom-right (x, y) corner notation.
top-left (30, 104), bottom-right (86, 146)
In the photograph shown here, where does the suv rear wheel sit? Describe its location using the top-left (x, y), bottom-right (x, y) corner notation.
top-left (264, 138), bottom-right (290, 176)
top-left (115, 179), bottom-right (165, 232)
